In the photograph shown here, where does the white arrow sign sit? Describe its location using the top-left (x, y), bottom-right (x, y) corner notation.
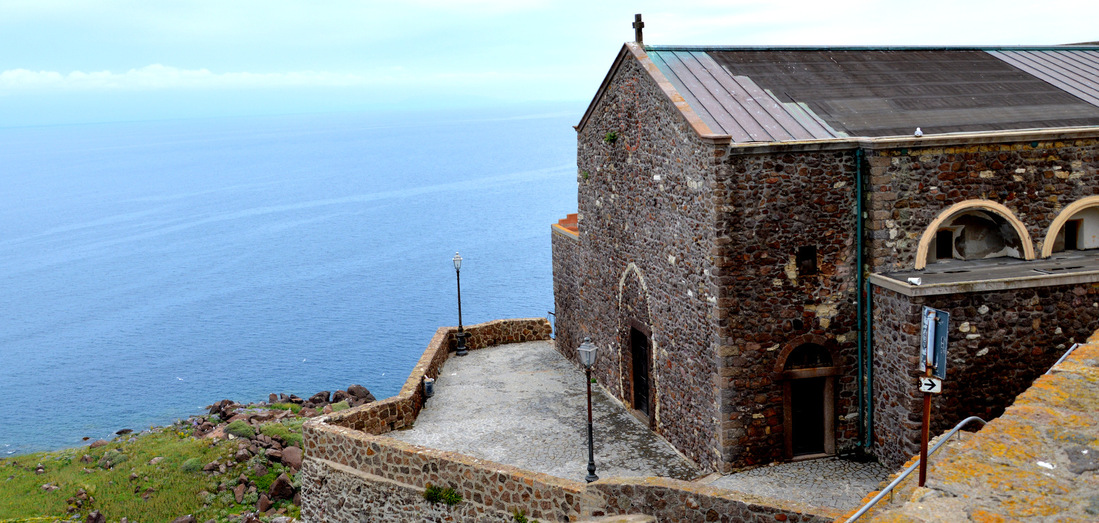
top-left (919, 377), bottom-right (942, 394)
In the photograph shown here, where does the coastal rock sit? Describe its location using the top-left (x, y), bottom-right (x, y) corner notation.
top-left (41, 483), bottom-right (58, 491)
top-left (208, 399), bottom-right (236, 420)
top-left (268, 393), bottom-right (279, 404)
top-left (266, 449), bottom-right (283, 462)
top-left (253, 463), bottom-right (268, 477)
top-left (281, 446), bottom-right (302, 471)
top-left (257, 493), bottom-right (273, 513)
top-left (308, 391), bottom-right (330, 404)
top-left (268, 472), bottom-right (294, 500)
top-left (88, 440), bottom-right (108, 449)
top-left (170, 516), bottom-right (196, 523)
top-left (234, 449), bottom-right (250, 462)
top-left (202, 461), bottom-right (219, 472)
top-left (115, 428), bottom-right (133, 435)
top-left (149, 456), bottom-right (165, 465)
top-left (287, 394), bottom-right (303, 405)
top-left (85, 511), bottom-right (106, 523)
top-left (331, 390), bottom-right (350, 403)
top-left (299, 407), bottom-right (318, 417)
top-left (321, 405), bottom-right (332, 414)
top-left (348, 384), bottom-right (375, 402)
top-left (233, 483), bottom-right (246, 503)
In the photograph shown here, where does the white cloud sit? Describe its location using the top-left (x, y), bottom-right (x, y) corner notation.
top-left (0, 64), bottom-right (554, 92)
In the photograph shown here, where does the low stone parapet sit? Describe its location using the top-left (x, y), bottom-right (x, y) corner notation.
top-left (590, 476), bottom-right (839, 522)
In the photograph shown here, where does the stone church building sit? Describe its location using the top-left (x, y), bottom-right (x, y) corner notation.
top-left (551, 38), bottom-right (1099, 472)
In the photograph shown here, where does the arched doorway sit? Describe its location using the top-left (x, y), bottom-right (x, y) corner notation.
top-left (626, 321), bottom-right (652, 424)
top-left (915, 200), bottom-right (1035, 269)
top-left (781, 343), bottom-right (838, 459)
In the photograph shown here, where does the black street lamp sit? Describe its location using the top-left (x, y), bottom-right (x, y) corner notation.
top-left (578, 337), bottom-right (600, 483)
top-left (453, 252), bottom-right (468, 357)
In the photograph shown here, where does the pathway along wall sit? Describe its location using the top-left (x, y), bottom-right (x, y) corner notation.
top-left (300, 317), bottom-right (839, 522)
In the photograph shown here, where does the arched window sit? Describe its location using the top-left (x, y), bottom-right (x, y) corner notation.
top-left (1043, 196), bottom-right (1099, 257)
top-left (916, 200), bottom-right (1035, 269)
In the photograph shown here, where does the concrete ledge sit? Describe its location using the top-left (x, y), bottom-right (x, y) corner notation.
top-left (870, 269), bottom-right (1099, 297)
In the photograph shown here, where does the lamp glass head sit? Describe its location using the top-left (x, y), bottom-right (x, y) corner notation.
top-left (453, 252), bottom-right (462, 270)
top-left (577, 337), bottom-right (599, 369)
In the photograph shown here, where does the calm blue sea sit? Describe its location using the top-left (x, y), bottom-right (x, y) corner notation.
top-left (0, 104), bottom-right (580, 456)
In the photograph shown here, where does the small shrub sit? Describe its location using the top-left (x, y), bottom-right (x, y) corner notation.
top-left (259, 423), bottom-right (291, 442)
top-left (254, 469), bottom-right (280, 492)
top-left (424, 484), bottom-right (462, 506)
top-left (267, 402), bottom-right (301, 413)
top-left (514, 509), bottom-right (539, 523)
top-left (97, 449), bottom-right (128, 469)
top-left (225, 420), bottom-right (255, 439)
top-left (329, 400), bottom-right (350, 412)
top-left (180, 457), bottom-right (203, 473)
top-left (603, 131), bottom-right (618, 143)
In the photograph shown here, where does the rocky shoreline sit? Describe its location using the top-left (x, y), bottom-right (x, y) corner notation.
top-left (76, 384), bottom-right (378, 523)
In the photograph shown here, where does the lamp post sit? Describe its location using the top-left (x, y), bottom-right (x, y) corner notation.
top-left (578, 337), bottom-right (599, 483)
top-left (453, 252), bottom-right (468, 356)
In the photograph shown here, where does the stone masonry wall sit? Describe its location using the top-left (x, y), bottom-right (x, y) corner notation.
top-left (323, 318), bottom-right (551, 435)
top-left (864, 138), bottom-right (1099, 272)
top-left (571, 49), bottom-right (723, 470)
top-left (871, 283), bottom-right (1099, 469)
top-left (301, 427), bottom-right (585, 522)
top-left (552, 227), bottom-right (581, 361)
top-left (712, 149), bottom-right (861, 468)
top-left (591, 476), bottom-right (838, 523)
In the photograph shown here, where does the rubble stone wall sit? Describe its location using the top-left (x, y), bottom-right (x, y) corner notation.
top-left (712, 149), bottom-right (862, 468)
top-left (570, 49), bottom-right (724, 470)
top-left (871, 282), bottom-right (1099, 468)
top-left (552, 227), bottom-right (581, 361)
top-left (864, 138), bottom-right (1099, 273)
top-left (590, 476), bottom-right (838, 523)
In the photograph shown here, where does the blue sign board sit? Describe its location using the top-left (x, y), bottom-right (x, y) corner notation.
top-left (919, 306), bottom-right (949, 380)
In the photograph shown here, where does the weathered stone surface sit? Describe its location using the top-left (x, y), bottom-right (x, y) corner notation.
top-left (85, 511), bottom-right (105, 523)
top-left (281, 446), bottom-right (303, 471)
top-left (268, 472), bottom-right (295, 501)
top-left (233, 483), bottom-right (246, 504)
top-left (872, 283), bottom-right (1099, 469)
top-left (308, 391), bottom-right (331, 405)
top-left (169, 516), bottom-right (196, 523)
top-left (257, 493), bottom-right (273, 513)
top-left (348, 384), bottom-right (375, 403)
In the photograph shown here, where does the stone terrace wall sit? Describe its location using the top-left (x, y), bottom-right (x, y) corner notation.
top-left (301, 318), bottom-right (560, 522)
top-left (323, 318), bottom-right (552, 434)
top-left (712, 149), bottom-right (861, 468)
top-left (864, 137), bottom-right (1099, 273)
top-left (871, 283), bottom-right (1099, 468)
top-left (301, 428), bottom-right (585, 522)
top-left (572, 48), bottom-right (723, 470)
top-left (590, 477), bottom-right (838, 523)
top-left (552, 225), bottom-right (581, 362)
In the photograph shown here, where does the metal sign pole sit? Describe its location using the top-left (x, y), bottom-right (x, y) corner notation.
top-left (919, 308), bottom-right (937, 487)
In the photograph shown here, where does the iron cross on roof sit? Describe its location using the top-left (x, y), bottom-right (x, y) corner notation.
top-left (633, 14), bottom-right (644, 44)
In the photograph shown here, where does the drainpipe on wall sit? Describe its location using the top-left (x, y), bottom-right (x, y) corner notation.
top-left (855, 148), bottom-right (865, 446)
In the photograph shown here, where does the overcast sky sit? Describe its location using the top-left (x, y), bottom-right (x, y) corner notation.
top-left (3, 0), bottom-right (1098, 127)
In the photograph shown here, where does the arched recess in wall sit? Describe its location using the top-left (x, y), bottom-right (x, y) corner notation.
top-left (915, 200), bottom-right (1035, 270)
top-left (774, 337), bottom-right (839, 459)
top-left (617, 263), bottom-right (657, 427)
top-left (1041, 195), bottom-right (1099, 257)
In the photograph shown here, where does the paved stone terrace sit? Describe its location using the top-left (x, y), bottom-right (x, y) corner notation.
top-left (391, 339), bottom-right (892, 514)
top-left (707, 457), bottom-right (890, 512)
top-left (390, 340), bottom-right (700, 482)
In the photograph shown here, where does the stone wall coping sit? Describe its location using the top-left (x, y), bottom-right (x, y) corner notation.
top-left (552, 222), bottom-right (580, 240)
top-left (869, 269), bottom-right (1099, 297)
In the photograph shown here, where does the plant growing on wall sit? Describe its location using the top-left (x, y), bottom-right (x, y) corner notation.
top-left (603, 131), bottom-right (618, 144)
top-left (424, 484), bottom-right (463, 506)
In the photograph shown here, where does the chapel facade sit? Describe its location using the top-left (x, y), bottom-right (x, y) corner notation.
top-left (552, 39), bottom-right (1099, 472)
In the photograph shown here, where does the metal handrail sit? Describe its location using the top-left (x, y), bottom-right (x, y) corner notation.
top-left (1046, 343), bottom-right (1080, 374)
top-left (844, 416), bottom-right (987, 522)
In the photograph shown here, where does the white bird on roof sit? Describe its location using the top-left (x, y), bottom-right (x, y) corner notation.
top-left (915, 127), bottom-right (924, 137)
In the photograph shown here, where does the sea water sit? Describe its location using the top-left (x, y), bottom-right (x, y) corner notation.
top-left (0, 104), bottom-right (580, 455)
